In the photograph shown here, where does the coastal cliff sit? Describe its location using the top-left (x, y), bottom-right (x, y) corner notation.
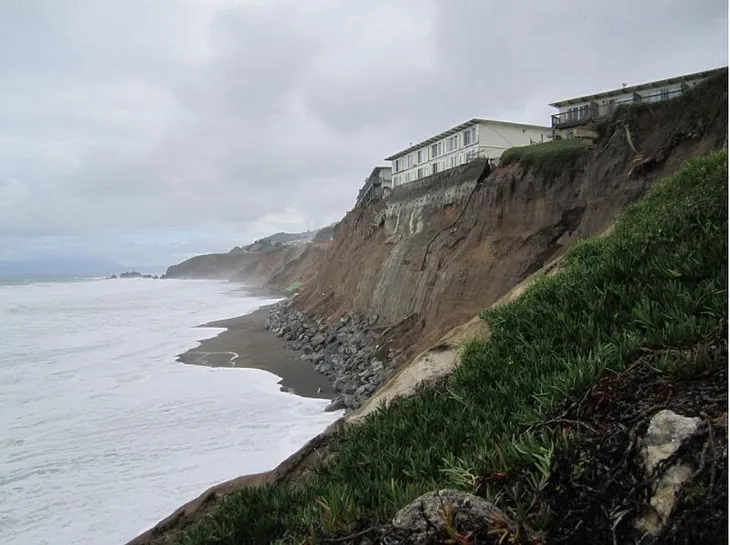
top-left (165, 73), bottom-right (727, 365)
top-left (291, 74), bottom-right (728, 361)
top-left (162, 238), bottom-right (331, 290)
top-left (137, 73), bottom-right (729, 545)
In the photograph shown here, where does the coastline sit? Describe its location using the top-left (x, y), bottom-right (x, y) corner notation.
top-left (177, 303), bottom-right (336, 400)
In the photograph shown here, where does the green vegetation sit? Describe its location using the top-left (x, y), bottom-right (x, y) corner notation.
top-left (500, 138), bottom-right (590, 178)
top-left (601, 67), bottom-right (729, 131)
top-left (176, 150), bottom-right (728, 544)
top-left (285, 281), bottom-right (303, 293)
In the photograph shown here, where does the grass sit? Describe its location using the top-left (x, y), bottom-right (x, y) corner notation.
top-left (499, 138), bottom-right (590, 178)
top-left (175, 150), bottom-right (728, 544)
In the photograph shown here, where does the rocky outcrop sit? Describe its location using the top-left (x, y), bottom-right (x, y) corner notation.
top-left (264, 298), bottom-right (405, 411)
top-left (117, 271), bottom-right (158, 279)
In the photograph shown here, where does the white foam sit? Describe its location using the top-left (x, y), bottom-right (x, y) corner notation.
top-left (0, 278), bottom-right (340, 545)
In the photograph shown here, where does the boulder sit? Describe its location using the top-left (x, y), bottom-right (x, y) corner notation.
top-left (635, 409), bottom-right (703, 536)
top-left (311, 333), bottom-right (326, 348)
top-left (392, 490), bottom-right (515, 544)
top-left (355, 383), bottom-right (376, 398)
top-left (324, 396), bottom-right (346, 412)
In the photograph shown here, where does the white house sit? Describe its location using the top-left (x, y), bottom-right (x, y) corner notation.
top-left (385, 118), bottom-right (553, 187)
top-left (550, 66), bottom-right (726, 136)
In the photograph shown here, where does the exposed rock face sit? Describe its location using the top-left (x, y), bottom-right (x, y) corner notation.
top-left (391, 490), bottom-right (517, 544)
top-left (291, 75), bottom-right (729, 362)
top-left (265, 299), bottom-right (403, 411)
top-left (635, 410), bottom-right (703, 536)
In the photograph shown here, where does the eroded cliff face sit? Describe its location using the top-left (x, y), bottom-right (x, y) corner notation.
top-left (162, 242), bottom-right (330, 290)
top-left (294, 76), bottom-right (728, 360)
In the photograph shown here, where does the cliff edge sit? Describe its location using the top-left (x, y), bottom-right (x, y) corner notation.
top-left (129, 72), bottom-right (728, 545)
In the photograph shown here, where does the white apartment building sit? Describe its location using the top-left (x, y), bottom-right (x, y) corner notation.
top-left (385, 118), bottom-right (553, 187)
top-left (550, 66), bottom-right (726, 135)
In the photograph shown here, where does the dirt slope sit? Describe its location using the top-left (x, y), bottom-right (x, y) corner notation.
top-left (293, 74), bottom-right (728, 361)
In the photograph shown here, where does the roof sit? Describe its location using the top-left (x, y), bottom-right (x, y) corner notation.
top-left (368, 165), bottom-right (391, 177)
top-left (384, 118), bottom-right (552, 161)
top-left (549, 66), bottom-right (727, 108)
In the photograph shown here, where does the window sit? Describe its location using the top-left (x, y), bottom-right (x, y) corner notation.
top-left (445, 135), bottom-right (453, 151)
top-left (417, 150), bottom-right (424, 163)
top-left (394, 159), bottom-right (401, 172)
top-left (404, 172), bottom-right (411, 183)
top-left (431, 144), bottom-right (438, 159)
top-left (446, 136), bottom-right (456, 153)
top-left (449, 156), bottom-right (457, 168)
top-left (438, 142), bottom-right (444, 156)
top-left (463, 126), bottom-right (476, 146)
top-left (393, 175), bottom-right (400, 186)
top-left (417, 167), bottom-right (425, 179)
top-left (406, 154), bottom-right (413, 168)
top-left (432, 163), bottom-right (438, 175)
top-left (660, 88), bottom-right (670, 101)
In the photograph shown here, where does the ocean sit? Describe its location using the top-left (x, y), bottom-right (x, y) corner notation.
top-left (0, 277), bottom-right (340, 545)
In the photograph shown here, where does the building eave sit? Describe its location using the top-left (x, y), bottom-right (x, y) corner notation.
top-left (549, 66), bottom-right (727, 108)
top-left (384, 118), bottom-right (551, 161)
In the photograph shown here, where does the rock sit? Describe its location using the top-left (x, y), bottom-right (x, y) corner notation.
top-left (634, 409), bottom-right (702, 536)
top-left (343, 395), bottom-right (359, 409)
top-left (265, 301), bottom-right (384, 413)
top-left (392, 490), bottom-right (515, 544)
top-left (355, 383), bottom-right (376, 398)
top-left (324, 396), bottom-right (346, 412)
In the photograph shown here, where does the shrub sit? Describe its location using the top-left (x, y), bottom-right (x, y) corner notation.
top-left (500, 138), bottom-right (590, 177)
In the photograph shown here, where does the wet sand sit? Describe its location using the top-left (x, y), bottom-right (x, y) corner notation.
top-left (177, 305), bottom-right (335, 400)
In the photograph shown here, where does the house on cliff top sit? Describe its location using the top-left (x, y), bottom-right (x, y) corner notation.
top-left (385, 118), bottom-right (552, 187)
top-left (550, 66), bottom-right (726, 137)
top-left (355, 166), bottom-right (393, 207)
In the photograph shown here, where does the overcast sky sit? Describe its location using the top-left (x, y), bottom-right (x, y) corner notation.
top-left (0, 0), bottom-right (727, 266)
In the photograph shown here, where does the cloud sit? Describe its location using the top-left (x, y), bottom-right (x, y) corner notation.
top-left (0, 0), bottom-right (726, 265)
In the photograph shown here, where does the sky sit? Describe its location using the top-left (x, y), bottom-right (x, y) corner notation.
top-left (0, 0), bottom-right (727, 267)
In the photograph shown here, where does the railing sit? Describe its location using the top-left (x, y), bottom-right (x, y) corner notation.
top-left (551, 88), bottom-right (686, 129)
top-left (355, 178), bottom-right (387, 208)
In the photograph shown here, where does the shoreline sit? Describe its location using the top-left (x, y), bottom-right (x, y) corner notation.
top-left (177, 302), bottom-right (336, 400)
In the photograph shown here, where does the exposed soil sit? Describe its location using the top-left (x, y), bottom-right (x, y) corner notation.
top-left (292, 74), bottom-right (729, 366)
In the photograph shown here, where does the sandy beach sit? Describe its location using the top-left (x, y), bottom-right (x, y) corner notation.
top-left (177, 305), bottom-right (335, 400)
